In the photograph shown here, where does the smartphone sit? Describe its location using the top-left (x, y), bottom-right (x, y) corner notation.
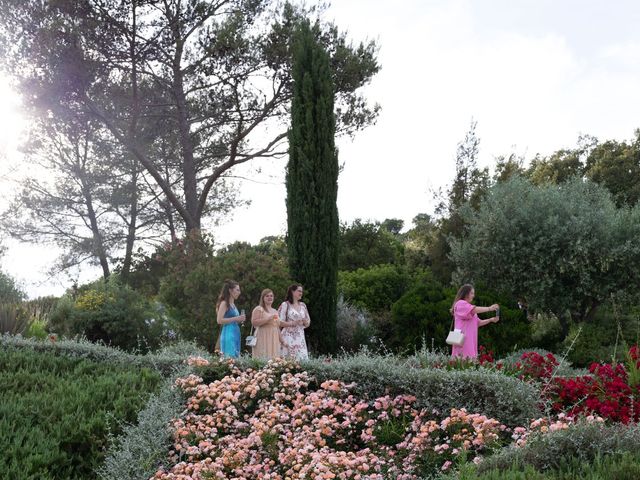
top-left (496, 307), bottom-right (500, 318)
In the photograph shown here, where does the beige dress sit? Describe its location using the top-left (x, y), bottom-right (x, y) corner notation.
top-left (251, 306), bottom-right (281, 360)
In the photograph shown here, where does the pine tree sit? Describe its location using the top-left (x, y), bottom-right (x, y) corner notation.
top-left (286, 22), bottom-right (339, 354)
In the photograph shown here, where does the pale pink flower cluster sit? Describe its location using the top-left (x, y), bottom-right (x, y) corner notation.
top-left (185, 356), bottom-right (210, 367)
top-left (510, 413), bottom-right (605, 447)
top-left (153, 359), bottom-right (508, 479)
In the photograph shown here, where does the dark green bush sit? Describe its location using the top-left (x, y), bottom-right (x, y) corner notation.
top-left (563, 307), bottom-right (640, 367)
top-left (0, 348), bottom-right (162, 480)
top-left (389, 278), bottom-right (533, 355)
top-left (158, 235), bottom-right (291, 351)
top-left (50, 277), bottom-right (164, 352)
top-left (338, 264), bottom-right (410, 313)
top-left (338, 219), bottom-right (405, 271)
top-left (390, 273), bottom-right (452, 351)
top-left (473, 289), bottom-right (534, 356)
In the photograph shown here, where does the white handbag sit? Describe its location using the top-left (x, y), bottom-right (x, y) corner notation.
top-left (445, 316), bottom-right (465, 346)
top-left (446, 329), bottom-right (465, 346)
top-left (245, 325), bottom-right (259, 347)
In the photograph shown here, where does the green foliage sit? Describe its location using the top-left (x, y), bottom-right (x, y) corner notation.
top-left (338, 219), bottom-right (405, 271)
top-left (120, 246), bottom-right (170, 297)
top-left (24, 295), bottom-right (58, 321)
top-left (562, 307), bottom-right (640, 367)
top-left (473, 289), bottom-right (534, 356)
top-left (476, 421), bottom-right (640, 475)
top-left (0, 303), bottom-right (29, 335)
top-left (0, 269), bottom-right (26, 303)
top-left (25, 318), bottom-right (48, 339)
top-left (1, 334), bottom-right (209, 376)
top-left (158, 234), bottom-right (218, 350)
top-left (431, 120), bottom-right (490, 283)
top-left (390, 272), bottom-right (452, 351)
top-left (0, 269), bottom-right (29, 335)
top-left (0, 348), bottom-right (162, 480)
top-left (585, 134), bottom-right (640, 207)
top-left (97, 375), bottom-right (188, 480)
top-left (158, 235), bottom-right (291, 351)
top-left (335, 296), bottom-right (375, 351)
top-left (286, 22), bottom-right (339, 354)
top-left (404, 213), bottom-right (437, 271)
top-left (526, 131), bottom-right (640, 208)
top-left (214, 241), bottom-right (292, 310)
top-left (529, 313), bottom-right (564, 353)
top-left (449, 451), bottom-right (640, 480)
top-left (338, 264), bottom-right (410, 313)
top-left (451, 177), bottom-right (640, 338)
top-left (50, 276), bottom-right (163, 352)
top-left (527, 149), bottom-right (585, 186)
top-left (388, 276), bottom-right (532, 355)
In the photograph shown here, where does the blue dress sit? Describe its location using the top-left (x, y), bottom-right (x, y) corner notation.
top-left (220, 305), bottom-right (240, 358)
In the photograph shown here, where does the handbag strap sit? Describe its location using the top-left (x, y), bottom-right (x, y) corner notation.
top-left (450, 303), bottom-right (456, 331)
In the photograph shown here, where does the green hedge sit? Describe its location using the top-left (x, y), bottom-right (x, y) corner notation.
top-left (0, 334), bottom-right (204, 375)
top-left (0, 348), bottom-right (162, 480)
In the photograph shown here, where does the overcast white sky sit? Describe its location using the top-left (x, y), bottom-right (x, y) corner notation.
top-left (2, 0), bottom-right (640, 297)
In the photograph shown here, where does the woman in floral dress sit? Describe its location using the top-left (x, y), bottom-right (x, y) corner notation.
top-left (278, 284), bottom-right (310, 360)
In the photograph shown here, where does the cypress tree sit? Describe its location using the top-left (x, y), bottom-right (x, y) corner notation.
top-left (286, 22), bottom-right (339, 354)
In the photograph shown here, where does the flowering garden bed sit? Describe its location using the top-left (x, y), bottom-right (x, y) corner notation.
top-left (149, 351), bottom-right (640, 480)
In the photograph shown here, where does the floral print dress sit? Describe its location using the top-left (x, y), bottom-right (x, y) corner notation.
top-left (278, 301), bottom-right (310, 360)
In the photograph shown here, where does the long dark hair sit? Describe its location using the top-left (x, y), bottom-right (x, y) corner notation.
top-left (216, 279), bottom-right (239, 309)
top-left (450, 284), bottom-right (474, 315)
top-left (285, 284), bottom-right (303, 304)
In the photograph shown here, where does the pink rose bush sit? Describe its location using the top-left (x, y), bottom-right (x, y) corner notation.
top-left (152, 359), bottom-right (510, 479)
top-left (509, 413), bottom-right (604, 448)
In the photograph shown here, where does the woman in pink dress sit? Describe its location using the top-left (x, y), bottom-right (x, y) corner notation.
top-left (450, 284), bottom-right (500, 359)
top-left (278, 284), bottom-right (310, 360)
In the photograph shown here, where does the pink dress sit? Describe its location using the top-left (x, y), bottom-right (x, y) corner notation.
top-left (451, 299), bottom-right (479, 359)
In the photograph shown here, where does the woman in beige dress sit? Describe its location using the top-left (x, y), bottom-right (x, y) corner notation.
top-left (250, 289), bottom-right (282, 360)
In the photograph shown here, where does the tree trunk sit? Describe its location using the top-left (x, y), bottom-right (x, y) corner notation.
top-left (169, 8), bottom-right (200, 234)
top-left (120, 167), bottom-right (139, 280)
top-left (82, 186), bottom-right (110, 279)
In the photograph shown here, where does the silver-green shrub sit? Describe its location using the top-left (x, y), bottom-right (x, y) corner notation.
top-left (300, 352), bottom-right (540, 427)
top-left (0, 334), bottom-right (209, 375)
top-left (477, 421), bottom-right (640, 473)
top-left (97, 372), bottom-right (188, 480)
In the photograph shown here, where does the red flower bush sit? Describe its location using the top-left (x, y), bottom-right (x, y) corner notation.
top-left (550, 351), bottom-right (640, 424)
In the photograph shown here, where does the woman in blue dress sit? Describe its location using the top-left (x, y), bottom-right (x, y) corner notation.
top-left (216, 279), bottom-right (245, 357)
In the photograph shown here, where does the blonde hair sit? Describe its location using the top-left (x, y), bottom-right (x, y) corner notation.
top-left (259, 289), bottom-right (273, 310)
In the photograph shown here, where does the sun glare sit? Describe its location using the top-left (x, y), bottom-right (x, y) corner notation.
top-left (0, 74), bottom-right (26, 162)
